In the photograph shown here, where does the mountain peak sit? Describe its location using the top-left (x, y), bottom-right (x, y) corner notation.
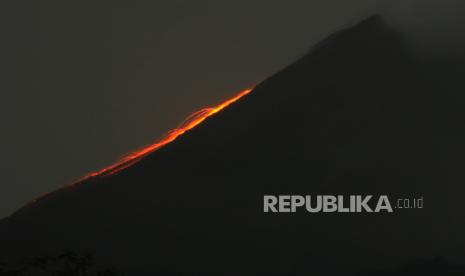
top-left (356, 14), bottom-right (386, 29)
top-left (307, 15), bottom-right (399, 57)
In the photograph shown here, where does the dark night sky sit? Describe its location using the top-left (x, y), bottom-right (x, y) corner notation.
top-left (1, 0), bottom-right (464, 217)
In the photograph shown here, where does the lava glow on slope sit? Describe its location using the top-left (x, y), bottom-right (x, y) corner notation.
top-left (79, 88), bottom-right (253, 182)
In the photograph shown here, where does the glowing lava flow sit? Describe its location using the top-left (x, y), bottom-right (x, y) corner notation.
top-left (79, 88), bottom-right (253, 181)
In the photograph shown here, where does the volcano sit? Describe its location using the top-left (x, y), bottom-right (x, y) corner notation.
top-left (1, 16), bottom-right (465, 276)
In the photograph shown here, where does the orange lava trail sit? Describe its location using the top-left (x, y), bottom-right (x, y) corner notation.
top-left (79, 88), bottom-right (253, 181)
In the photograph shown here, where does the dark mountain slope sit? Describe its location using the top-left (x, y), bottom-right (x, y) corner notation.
top-left (1, 16), bottom-right (465, 275)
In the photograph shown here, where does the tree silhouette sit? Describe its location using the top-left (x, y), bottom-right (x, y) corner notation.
top-left (0, 251), bottom-right (122, 276)
top-left (358, 257), bottom-right (465, 276)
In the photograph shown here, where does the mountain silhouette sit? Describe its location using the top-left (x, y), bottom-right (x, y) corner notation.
top-left (1, 15), bottom-right (465, 276)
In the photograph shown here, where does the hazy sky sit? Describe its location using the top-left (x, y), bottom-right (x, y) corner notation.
top-left (1, 0), bottom-right (463, 217)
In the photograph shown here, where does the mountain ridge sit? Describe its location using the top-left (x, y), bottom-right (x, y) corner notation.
top-left (1, 15), bottom-right (465, 276)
